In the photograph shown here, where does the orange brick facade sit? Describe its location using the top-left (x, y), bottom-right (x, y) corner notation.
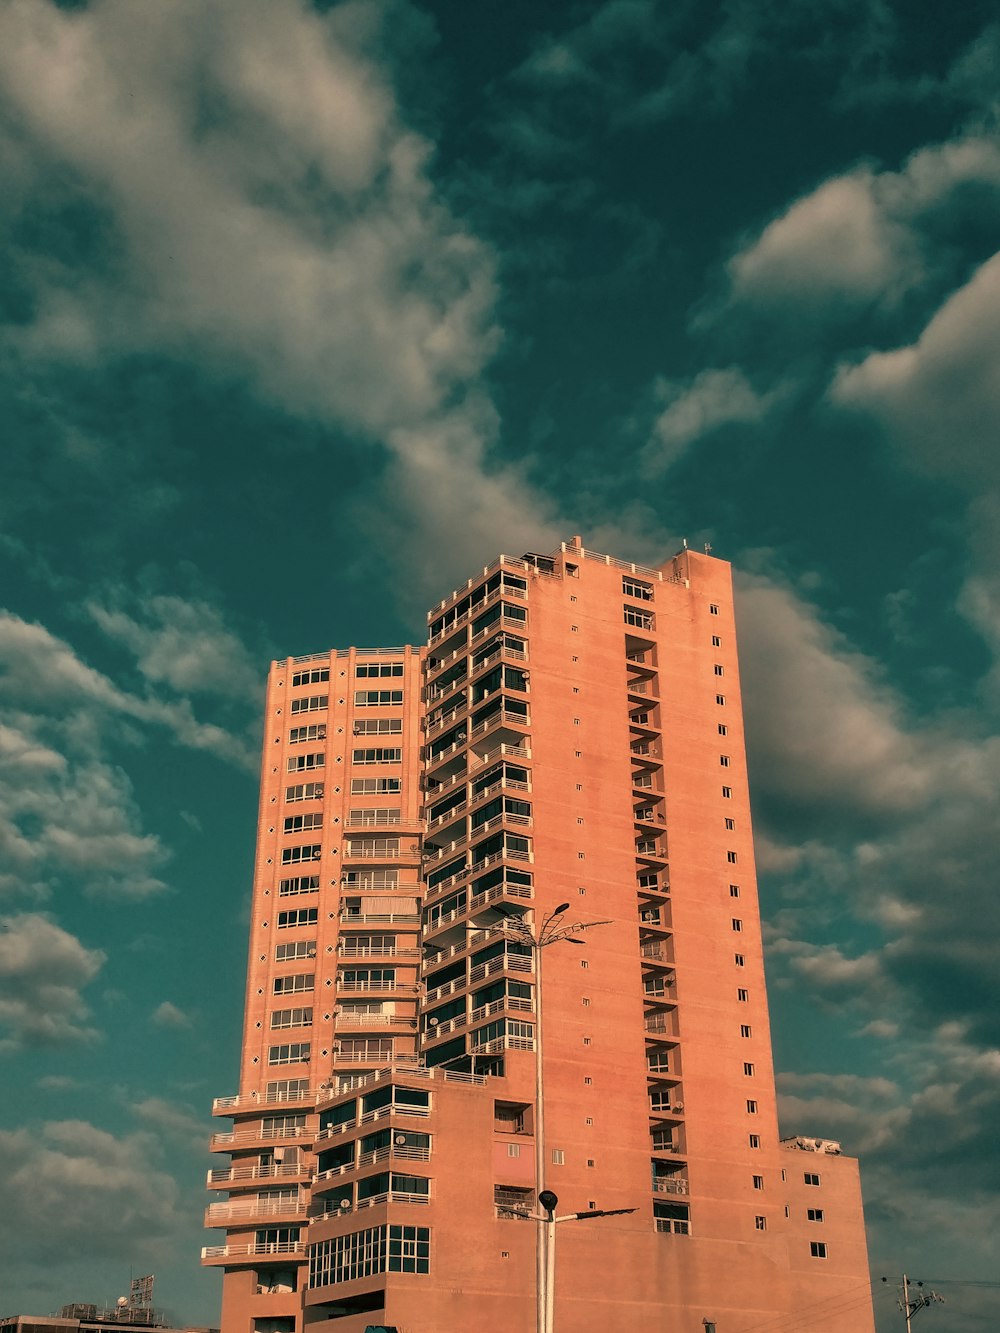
top-left (204, 539), bottom-right (874, 1333)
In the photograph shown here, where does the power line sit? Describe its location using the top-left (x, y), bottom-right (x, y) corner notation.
top-left (735, 1278), bottom-right (884, 1333)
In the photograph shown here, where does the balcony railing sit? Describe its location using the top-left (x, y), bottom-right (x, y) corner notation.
top-left (210, 1125), bottom-right (313, 1149)
top-left (212, 1086), bottom-right (316, 1113)
top-left (356, 1143), bottom-right (431, 1167)
top-left (201, 1241), bottom-right (306, 1262)
top-left (207, 1162), bottom-right (310, 1187)
top-left (469, 879), bottom-right (533, 914)
top-left (469, 708), bottom-right (530, 741)
top-left (340, 911), bottom-right (421, 925)
top-left (337, 1011), bottom-right (415, 1028)
top-left (470, 996), bottom-right (533, 1023)
top-left (205, 1200), bottom-right (306, 1224)
top-left (468, 952), bottom-right (532, 985)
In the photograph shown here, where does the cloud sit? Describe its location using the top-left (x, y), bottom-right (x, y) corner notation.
top-left (0, 1119), bottom-right (185, 1265)
top-left (641, 368), bottom-right (781, 472)
top-left (150, 1001), bottom-right (192, 1030)
top-left (88, 594), bottom-right (261, 700)
top-left (0, 0), bottom-right (556, 574)
top-left (0, 913), bottom-right (105, 1050)
top-left (832, 249), bottom-right (1000, 484)
top-left (717, 134), bottom-right (1000, 323)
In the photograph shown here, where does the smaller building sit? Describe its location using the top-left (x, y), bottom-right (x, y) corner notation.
top-left (0, 1309), bottom-right (218, 1333)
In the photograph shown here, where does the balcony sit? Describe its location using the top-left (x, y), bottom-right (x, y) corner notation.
top-left (207, 1161), bottom-right (311, 1190)
top-left (339, 910), bottom-right (421, 926)
top-left (204, 1199), bottom-right (308, 1226)
top-left (470, 996), bottom-right (533, 1024)
top-left (338, 943), bottom-right (421, 960)
top-left (469, 706), bottom-right (530, 746)
top-left (209, 1125), bottom-right (313, 1152)
top-left (341, 843), bottom-right (421, 863)
top-left (468, 951), bottom-right (532, 985)
top-left (336, 1011), bottom-right (417, 1029)
top-left (212, 1087), bottom-right (315, 1116)
top-left (201, 1241), bottom-right (306, 1265)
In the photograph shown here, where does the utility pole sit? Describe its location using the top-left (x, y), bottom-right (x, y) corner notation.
top-left (882, 1274), bottom-right (944, 1329)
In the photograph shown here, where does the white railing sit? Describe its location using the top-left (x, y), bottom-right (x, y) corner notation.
top-left (471, 996), bottom-right (533, 1023)
top-left (205, 1200), bottom-right (306, 1223)
top-left (355, 1189), bottom-right (430, 1209)
top-left (469, 881), bottom-right (533, 913)
top-left (343, 846), bottom-right (417, 860)
top-left (210, 1125), bottom-right (312, 1148)
top-left (340, 912), bottom-right (421, 924)
top-left (427, 553), bottom-right (533, 618)
top-left (337, 980), bottom-right (418, 994)
top-left (356, 1143), bottom-right (431, 1167)
top-left (337, 1012), bottom-right (411, 1028)
top-left (338, 945), bottom-right (420, 959)
top-left (314, 1161), bottom-right (356, 1182)
top-left (470, 741), bottom-right (530, 769)
top-left (654, 1218), bottom-right (691, 1234)
top-left (468, 643), bottom-right (527, 679)
top-left (468, 953), bottom-right (532, 984)
top-left (424, 976), bottom-right (466, 1003)
top-left (470, 777), bottom-right (529, 809)
top-left (207, 1162), bottom-right (309, 1186)
top-left (427, 799), bottom-right (468, 831)
top-left (424, 1012), bottom-right (467, 1038)
top-left (213, 1086), bottom-right (315, 1112)
top-left (468, 847), bottom-right (532, 876)
top-left (469, 811), bottom-right (531, 838)
top-left (470, 708), bottom-right (529, 740)
top-left (348, 813), bottom-right (403, 828)
top-left (472, 1035), bottom-right (534, 1053)
top-left (201, 1241), bottom-right (306, 1260)
top-left (470, 613), bottom-right (528, 648)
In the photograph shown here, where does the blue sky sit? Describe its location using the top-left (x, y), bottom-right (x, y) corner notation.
top-left (1, 0), bottom-right (998, 1326)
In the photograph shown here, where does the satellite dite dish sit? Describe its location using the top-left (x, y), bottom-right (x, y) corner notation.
top-left (116, 1299), bottom-right (128, 1309)
top-left (395, 1133), bottom-right (407, 1145)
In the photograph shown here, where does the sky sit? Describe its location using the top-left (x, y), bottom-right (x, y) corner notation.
top-left (0, 0), bottom-right (998, 1326)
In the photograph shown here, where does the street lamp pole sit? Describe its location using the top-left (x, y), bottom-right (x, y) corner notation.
top-left (493, 903), bottom-right (612, 1333)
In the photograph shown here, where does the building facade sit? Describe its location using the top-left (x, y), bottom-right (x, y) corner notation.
top-left (203, 538), bottom-right (874, 1333)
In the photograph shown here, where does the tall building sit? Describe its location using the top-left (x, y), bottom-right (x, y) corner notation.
top-left (203, 538), bottom-right (874, 1333)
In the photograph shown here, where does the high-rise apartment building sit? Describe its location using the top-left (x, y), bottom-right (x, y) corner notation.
top-left (203, 538), bottom-right (874, 1333)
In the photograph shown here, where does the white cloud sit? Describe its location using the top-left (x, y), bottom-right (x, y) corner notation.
top-left (730, 171), bottom-right (917, 306)
top-left (0, 1119), bottom-right (185, 1262)
top-left (0, 914), bottom-right (105, 1050)
top-left (0, 0), bottom-right (552, 571)
top-left (722, 135), bottom-right (1000, 316)
top-left (150, 1000), bottom-right (192, 1030)
top-left (88, 594), bottom-right (261, 700)
top-left (831, 249), bottom-right (1000, 483)
top-left (642, 368), bottom-right (780, 471)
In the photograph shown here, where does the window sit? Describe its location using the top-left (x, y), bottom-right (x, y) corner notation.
top-left (716, 694), bottom-right (726, 705)
top-left (804, 1172), bottom-right (821, 1186)
top-left (353, 718), bottom-right (403, 736)
top-left (355, 690), bottom-right (403, 707)
top-left (288, 752), bottom-right (325, 773)
top-left (583, 1037), bottom-right (592, 1046)
top-left (507, 1143), bottom-right (520, 1158)
top-left (279, 875), bottom-right (320, 897)
top-left (718, 723), bottom-right (728, 735)
top-left (552, 1149), bottom-right (565, 1165)
top-left (746, 1099), bottom-right (758, 1113)
top-left (755, 1215), bottom-right (767, 1231)
top-left (732, 919), bottom-right (742, 932)
top-left (289, 724), bottom-right (326, 744)
top-left (580, 960), bottom-right (589, 969)
top-left (274, 974), bottom-right (314, 995)
top-left (582, 998), bottom-right (591, 1007)
top-left (585, 1117), bottom-right (593, 1126)
top-left (271, 1007), bottom-right (313, 1029)
top-left (587, 1159), bottom-right (595, 1168)
top-left (268, 1043), bottom-right (310, 1065)
top-left (722, 786), bottom-right (733, 798)
top-left (738, 988), bottom-right (749, 1001)
top-left (808, 1208), bottom-right (824, 1222)
top-left (583, 1075), bottom-right (592, 1084)
top-left (292, 667), bottom-right (329, 687)
top-left (266, 1078), bottom-right (309, 1102)
top-left (276, 940), bottom-right (315, 962)
top-left (744, 1062), bottom-right (755, 1075)
top-left (749, 1134), bottom-right (760, 1148)
top-left (277, 908), bottom-right (318, 929)
top-left (741, 1025), bottom-right (752, 1038)
top-left (356, 663), bottom-right (404, 678)
top-left (282, 844), bottom-right (322, 865)
top-left (810, 1242), bottom-right (828, 1258)
top-left (290, 694), bottom-right (328, 714)
top-left (285, 781), bottom-right (324, 803)
top-left (753, 1175), bottom-right (764, 1190)
top-left (352, 747), bottom-right (402, 764)
top-left (308, 1223), bottom-right (429, 1287)
top-left (727, 850), bottom-right (738, 863)
top-left (284, 813), bottom-right (323, 834)
top-left (735, 953), bottom-right (745, 966)
top-left (624, 606), bottom-right (654, 630)
top-left (712, 635), bottom-right (721, 646)
top-left (730, 884), bottom-right (740, 897)
top-left (714, 664), bottom-right (724, 676)
top-left (710, 604), bottom-right (719, 615)
top-left (622, 577), bottom-right (654, 601)
top-left (351, 777), bottom-right (401, 794)
top-left (725, 817), bottom-right (735, 830)
top-left (720, 755), bottom-right (730, 767)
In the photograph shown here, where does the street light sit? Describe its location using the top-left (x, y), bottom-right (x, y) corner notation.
top-left (491, 900), bottom-right (612, 1333)
top-left (531, 1188), bottom-right (636, 1333)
